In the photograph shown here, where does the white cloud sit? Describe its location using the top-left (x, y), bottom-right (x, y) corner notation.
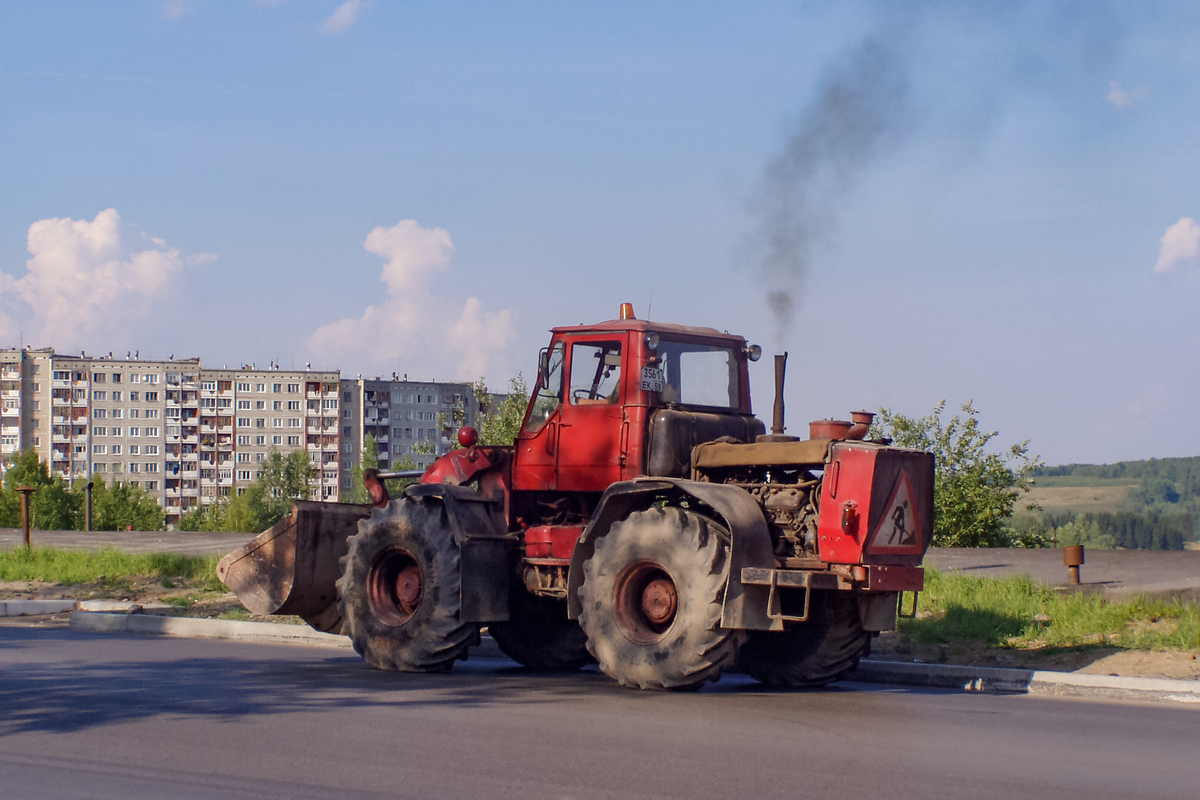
top-left (1154, 217), bottom-right (1200, 273)
top-left (322, 0), bottom-right (365, 34)
top-left (0, 209), bottom-right (207, 350)
top-left (305, 219), bottom-right (517, 382)
top-left (1106, 81), bottom-right (1146, 109)
top-left (159, 0), bottom-right (190, 20)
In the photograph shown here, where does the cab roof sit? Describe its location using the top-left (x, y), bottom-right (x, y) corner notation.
top-left (550, 317), bottom-right (747, 344)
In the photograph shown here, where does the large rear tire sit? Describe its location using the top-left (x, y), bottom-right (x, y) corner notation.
top-left (337, 496), bottom-right (479, 672)
top-left (577, 507), bottom-right (740, 690)
top-left (488, 593), bottom-right (594, 671)
top-left (736, 590), bottom-right (869, 687)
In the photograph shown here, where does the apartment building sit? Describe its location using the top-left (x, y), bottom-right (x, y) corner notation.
top-left (0, 348), bottom-right (345, 520)
top-left (339, 377), bottom-right (479, 491)
top-left (0, 348), bottom-right (486, 518)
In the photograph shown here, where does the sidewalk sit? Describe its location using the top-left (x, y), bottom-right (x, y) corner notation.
top-left (925, 547), bottom-right (1200, 601)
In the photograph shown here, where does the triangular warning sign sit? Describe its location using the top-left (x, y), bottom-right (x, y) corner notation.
top-left (870, 471), bottom-right (921, 550)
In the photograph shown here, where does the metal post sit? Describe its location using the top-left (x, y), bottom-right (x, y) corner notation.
top-left (85, 481), bottom-right (94, 532)
top-left (16, 485), bottom-right (34, 549)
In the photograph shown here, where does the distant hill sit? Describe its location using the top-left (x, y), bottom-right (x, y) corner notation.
top-left (1013, 457), bottom-right (1200, 550)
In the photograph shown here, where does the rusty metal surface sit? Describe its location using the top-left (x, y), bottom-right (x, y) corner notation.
top-left (216, 501), bottom-right (371, 632)
top-left (691, 438), bottom-right (831, 470)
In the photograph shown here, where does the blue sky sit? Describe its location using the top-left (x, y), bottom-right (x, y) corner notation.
top-left (1, 1), bottom-right (1198, 465)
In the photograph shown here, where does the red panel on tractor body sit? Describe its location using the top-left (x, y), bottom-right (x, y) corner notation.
top-left (816, 442), bottom-right (934, 566)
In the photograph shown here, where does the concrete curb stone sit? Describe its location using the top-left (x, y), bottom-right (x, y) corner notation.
top-left (69, 611), bottom-right (352, 648)
top-left (0, 599), bottom-right (78, 616)
top-left (851, 659), bottom-right (1200, 705)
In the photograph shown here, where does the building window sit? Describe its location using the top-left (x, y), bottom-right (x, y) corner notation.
top-left (93, 444), bottom-right (107, 454)
top-left (287, 436), bottom-right (300, 446)
top-left (111, 409), bottom-right (123, 419)
top-left (273, 383), bottom-right (281, 393)
top-left (237, 470), bottom-right (251, 481)
top-left (273, 400), bottom-right (282, 411)
top-left (93, 390), bottom-right (107, 401)
top-left (272, 435), bottom-right (283, 445)
top-left (237, 453), bottom-right (250, 463)
top-left (255, 400), bottom-right (265, 410)
top-left (200, 381), bottom-right (216, 391)
top-left (343, 409), bottom-right (352, 419)
top-left (144, 427), bottom-right (159, 437)
top-left (323, 399), bottom-right (338, 409)
top-left (110, 427), bottom-right (122, 437)
top-left (129, 445), bottom-right (140, 455)
top-left (255, 452), bottom-right (264, 462)
top-left (129, 391), bottom-right (140, 402)
top-left (287, 400), bottom-right (300, 411)
top-left (129, 427), bottom-right (140, 437)
top-left (237, 417), bottom-right (250, 427)
top-left (255, 418), bottom-right (266, 429)
top-left (236, 382), bottom-right (250, 392)
top-left (93, 373), bottom-right (106, 383)
top-left (237, 435), bottom-right (250, 445)
top-left (93, 408), bottom-right (107, 419)
top-left (288, 418), bottom-right (300, 428)
top-left (343, 392), bottom-right (352, 402)
top-left (144, 445), bottom-right (159, 455)
top-left (94, 427), bottom-right (107, 436)
top-left (288, 383), bottom-right (299, 393)
top-left (237, 400), bottom-right (250, 410)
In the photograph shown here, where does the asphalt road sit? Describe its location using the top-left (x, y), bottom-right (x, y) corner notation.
top-left (2, 624), bottom-right (1197, 800)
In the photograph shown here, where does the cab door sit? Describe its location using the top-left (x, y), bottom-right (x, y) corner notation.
top-left (555, 335), bottom-right (626, 492)
top-left (513, 339), bottom-right (565, 491)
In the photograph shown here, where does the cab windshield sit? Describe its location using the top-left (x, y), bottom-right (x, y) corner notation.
top-left (655, 340), bottom-right (740, 410)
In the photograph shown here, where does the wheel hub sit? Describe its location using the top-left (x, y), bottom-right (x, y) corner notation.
top-left (641, 578), bottom-right (677, 625)
top-left (367, 549), bottom-right (423, 626)
top-left (613, 560), bottom-right (678, 645)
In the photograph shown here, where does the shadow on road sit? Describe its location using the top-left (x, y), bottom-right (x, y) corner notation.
top-left (0, 627), bottom-right (627, 737)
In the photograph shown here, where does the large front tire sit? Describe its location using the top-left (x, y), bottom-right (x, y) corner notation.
top-left (337, 496), bottom-right (479, 672)
top-left (488, 593), bottom-right (594, 671)
top-left (736, 590), bottom-right (869, 687)
top-left (577, 507), bottom-right (740, 690)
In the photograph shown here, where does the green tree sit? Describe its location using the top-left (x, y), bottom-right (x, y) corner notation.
top-left (256, 447), bottom-right (317, 525)
top-left (871, 400), bottom-right (1042, 547)
top-left (89, 478), bottom-right (166, 531)
top-left (0, 449), bottom-right (80, 530)
top-left (471, 374), bottom-right (529, 446)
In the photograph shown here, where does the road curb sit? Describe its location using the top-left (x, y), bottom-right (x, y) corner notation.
top-left (59, 612), bottom-right (1200, 704)
top-left (852, 659), bottom-right (1200, 705)
top-left (0, 599), bottom-right (78, 616)
top-left (69, 611), bottom-right (352, 648)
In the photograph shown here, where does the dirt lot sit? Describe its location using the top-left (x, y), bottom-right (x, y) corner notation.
top-left (4, 577), bottom-right (1197, 681)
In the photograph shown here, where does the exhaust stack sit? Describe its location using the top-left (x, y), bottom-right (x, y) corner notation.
top-left (757, 352), bottom-right (799, 443)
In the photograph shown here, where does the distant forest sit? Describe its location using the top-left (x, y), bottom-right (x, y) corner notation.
top-left (1019, 457), bottom-right (1200, 550)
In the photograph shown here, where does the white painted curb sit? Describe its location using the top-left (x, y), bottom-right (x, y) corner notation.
top-left (853, 659), bottom-right (1200, 705)
top-left (69, 611), bottom-right (352, 649)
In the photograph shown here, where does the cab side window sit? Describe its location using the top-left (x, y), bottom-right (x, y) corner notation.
top-left (524, 341), bottom-right (565, 432)
top-left (569, 341), bottom-right (622, 405)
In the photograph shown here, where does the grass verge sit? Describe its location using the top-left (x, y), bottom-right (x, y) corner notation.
top-left (0, 546), bottom-right (223, 591)
top-left (902, 569), bottom-right (1200, 652)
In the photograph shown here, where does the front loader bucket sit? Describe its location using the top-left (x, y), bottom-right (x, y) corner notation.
top-left (216, 500), bottom-right (372, 633)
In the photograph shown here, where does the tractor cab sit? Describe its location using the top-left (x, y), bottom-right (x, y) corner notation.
top-left (513, 304), bottom-right (765, 493)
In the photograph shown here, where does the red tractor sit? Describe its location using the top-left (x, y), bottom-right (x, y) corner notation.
top-left (219, 305), bottom-right (933, 690)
